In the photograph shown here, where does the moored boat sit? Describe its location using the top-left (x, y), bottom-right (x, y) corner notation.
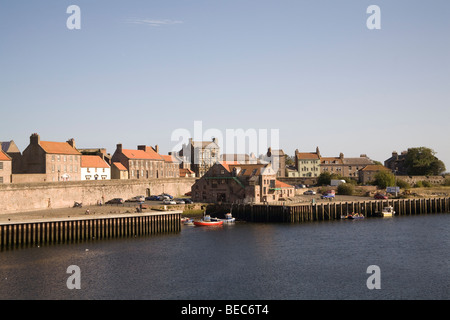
top-left (378, 206), bottom-right (395, 217)
top-left (341, 213), bottom-right (365, 220)
top-left (193, 215), bottom-right (224, 226)
top-left (211, 213), bottom-right (236, 223)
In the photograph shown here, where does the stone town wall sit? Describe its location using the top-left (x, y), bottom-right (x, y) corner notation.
top-left (0, 178), bottom-right (196, 214)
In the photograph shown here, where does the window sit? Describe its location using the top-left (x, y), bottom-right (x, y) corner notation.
top-left (52, 155), bottom-right (55, 161)
top-left (0, 177), bottom-right (3, 183)
top-left (0, 162), bottom-right (2, 170)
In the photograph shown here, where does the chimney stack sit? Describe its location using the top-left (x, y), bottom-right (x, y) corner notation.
top-left (67, 138), bottom-right (75, 149)
top-left (30, 133), bottom-right (40, 145)
top-left (117, 143), bottom-right (123, 153)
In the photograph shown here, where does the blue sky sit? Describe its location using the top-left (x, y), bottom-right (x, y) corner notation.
top-left (1, 1), bottom-right (449, 169)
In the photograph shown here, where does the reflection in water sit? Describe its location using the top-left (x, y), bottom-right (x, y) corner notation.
top-left (0, 214), bottom-right (449, 299)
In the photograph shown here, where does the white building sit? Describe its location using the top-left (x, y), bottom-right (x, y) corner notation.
top-left (80, 155), bottom-right (110, 180)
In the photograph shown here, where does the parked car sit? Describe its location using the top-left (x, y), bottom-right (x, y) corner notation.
top-left (146, 195), bottom-right (161, 201)
top-left (303, 190), bottom-right (316, 195)
top-left (163, 199), bottom-right (177, 205)
top-left (175, 199), bottom-right (185, 204)
top-left (127, 196), bottom-right (145, 202)
top-left (321, 190), bottom-right (335, 199)
top-left (160, 193), bottom-right (173, 199)
top-left (106, 198), bottom-right (124, 204)
top-left (185, 191), bottom-right (192, 196)
top-left (374, 193), bottom-right (388, 200)
top-left (183, 198), bottom-right (193, 204)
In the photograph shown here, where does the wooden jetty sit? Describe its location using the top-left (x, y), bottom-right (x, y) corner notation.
top-left (229, 197), bottom-right (450, 223)
top-left (0, 211), bottom-right (181, 250)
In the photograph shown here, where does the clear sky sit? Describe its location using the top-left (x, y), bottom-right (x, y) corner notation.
top-left (1, 1), bottom-right (449, 169)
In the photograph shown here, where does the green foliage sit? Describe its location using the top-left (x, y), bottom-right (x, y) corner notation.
top-left (337, 183), bottom-right (354, 195)
top-left (317, 172), bottom-right (332, 186)
top-left (317, 172), bottom-right (342, 186)
top-left (404, 147), bottom-right (446, 175)
top-left (396, 179), bottom-right (410, 189)
top-left (444, 177), bottom-right (450, 186)
top-left (372, 171), bottom-right (395, 189)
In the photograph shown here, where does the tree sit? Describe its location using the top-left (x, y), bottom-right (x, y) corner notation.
top-left (317, 172), bottom-right (342, 186)
top-left (404, 147), bottom-right (446, 176)
top-left (337, 183), bottom-right (354, 195)
top-left (372, 171), bottom-right (395, 189)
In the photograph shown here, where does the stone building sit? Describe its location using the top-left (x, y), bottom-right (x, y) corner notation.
top-left (111, 144), bottom-right (164, 179)
top-left (384, 151), bottom-right (408, 175)
top-left (0, 140), bottom-right (22, 173)
top-left (259, 148), bottom-right (286, 177)
top-left (358, 164), bottom-right (391, 184)
top-left (160, 154), bottom-right (181, 178)
top-left (0, 150), bottom-right (12, 184)
top-left (111, 162), bottom-right (129, 180)
top-left (191, 162), bottom-right (294, 204)
top-left (80, 155), bottom-right (111, 180)
top-left (178, 138), bottom-right (220, 177)
top-left (20, 133), bottom-right (82, 182)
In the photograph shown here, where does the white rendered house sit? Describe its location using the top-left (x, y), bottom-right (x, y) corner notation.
top-left (80, 155), bottom-right (111, 180)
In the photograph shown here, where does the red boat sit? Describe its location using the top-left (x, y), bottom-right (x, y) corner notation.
top-left (193, 220), bottom-right (223, 226)
top-left (193, 214), bottom-right (223, 226)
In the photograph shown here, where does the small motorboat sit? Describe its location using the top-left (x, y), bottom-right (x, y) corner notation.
top-left (341, 213), bottom-right (365, 220)
top-left (218, 212), bottom-right (236, 223)
top-left (194, 215), bottom-right (223, 226)
top-left (377, 206), bottom-right (395, 217)
top-left (183, 218), bottom-right (195, 226)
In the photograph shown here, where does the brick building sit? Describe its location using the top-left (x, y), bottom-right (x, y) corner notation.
top-left (20, 133), bottom-right (82, 182)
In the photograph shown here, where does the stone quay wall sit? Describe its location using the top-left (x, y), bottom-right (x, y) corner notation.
top-left (0, 178), bottom-right (196, 214)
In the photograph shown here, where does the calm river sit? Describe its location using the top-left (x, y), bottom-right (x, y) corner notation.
top-left (0, 214), bottom-right (449, 300)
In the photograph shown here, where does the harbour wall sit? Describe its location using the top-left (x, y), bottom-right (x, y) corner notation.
top-left (0, 178), bottom-right (196, 214)
top-left (210, 197), bottom-right (450, 223)
top-left (0, 211), bottom-right (181, 250)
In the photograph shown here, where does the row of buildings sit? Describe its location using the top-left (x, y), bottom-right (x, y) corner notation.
top-left (0, 133), bottom-right (283, 185)
top-left (1, 133), bottom-right (397, 188)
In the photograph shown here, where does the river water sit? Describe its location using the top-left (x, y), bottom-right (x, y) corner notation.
top-left (0, 214), bottom-right (448, 300)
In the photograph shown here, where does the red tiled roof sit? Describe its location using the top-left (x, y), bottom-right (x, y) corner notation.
top-left (122, 149), bottom-right (163, 160)
top-left (112, 162), bottom-right (127, 171)
top-left (161, 154), bottom-right (176, 163)
top-left (180, 168), bottom-right (194, 177)
top-left (40, 141), bottom-right (81, 155)
top-left (296, 152), bottom-right (319, 160)
top-left (81, 155), bottom-right (110, 168)
top-left (360, 164), bottom-right (390, 172)
top-left (0, 149), bottom-right (11, 161)
top-left (275, 180), bottom-right (294, 189)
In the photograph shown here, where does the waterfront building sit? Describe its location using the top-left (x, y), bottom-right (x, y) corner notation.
top-left (19, 133), bottom-right (82, 182)
top-left (0, 149), bottom-right (12, 184)
top-left (80, 155), bottom-right (111, 180)
top-left (191, 162), bottom-right (294, 204)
